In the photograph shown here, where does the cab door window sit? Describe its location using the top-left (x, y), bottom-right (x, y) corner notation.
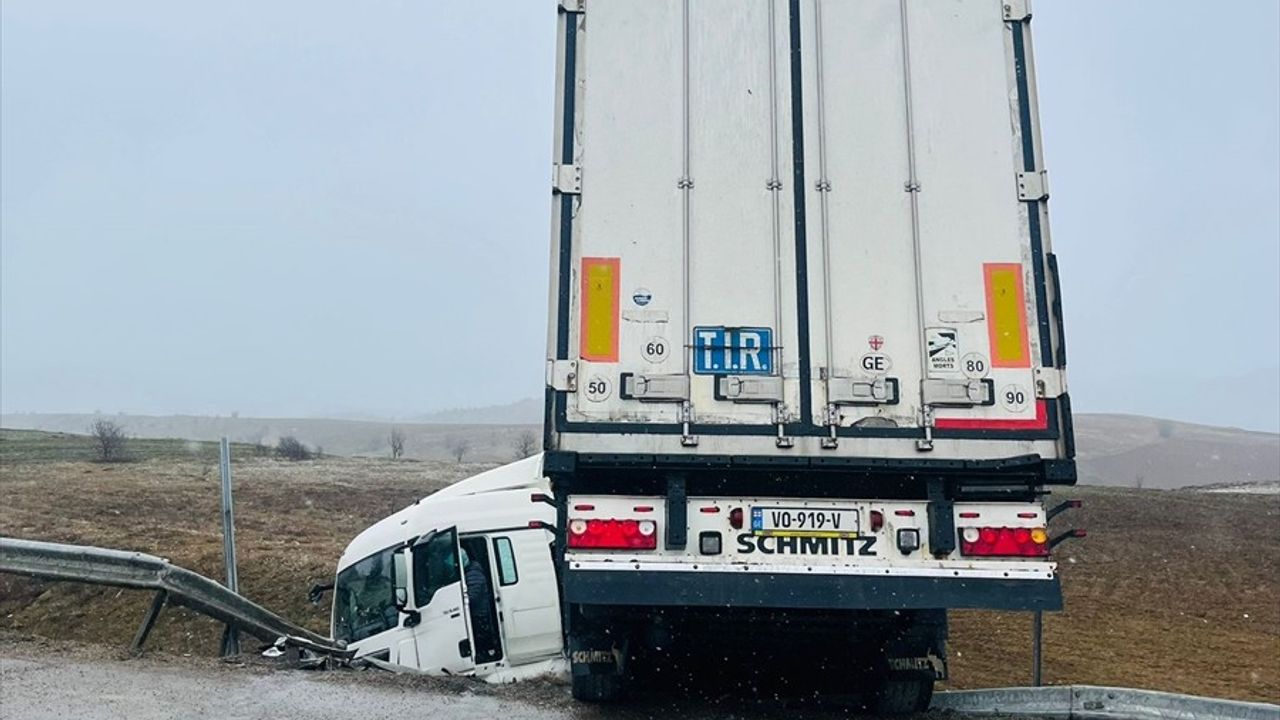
top-left (412, 528), bottom-right (460, 607)
top-left (493, 536), bottom-right (518, 586)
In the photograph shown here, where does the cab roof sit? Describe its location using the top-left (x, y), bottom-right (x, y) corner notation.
top-left (337, 454), bottom-right (552, 568)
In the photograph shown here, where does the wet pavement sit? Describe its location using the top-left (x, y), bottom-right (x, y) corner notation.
top-left (0, 640), bottom-right (1029, 720)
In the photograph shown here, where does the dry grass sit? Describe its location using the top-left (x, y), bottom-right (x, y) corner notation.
top-left (946, 486), bottom-right (1280, 702)
top-left (1, 431), bottom-right (1277, 702)
top-left (0, 432), bottom-right (490, 655)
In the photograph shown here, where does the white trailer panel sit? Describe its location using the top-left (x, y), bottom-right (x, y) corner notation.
top-left (546, 0), bottom-right (1071, 467)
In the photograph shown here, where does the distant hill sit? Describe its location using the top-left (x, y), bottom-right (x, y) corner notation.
top-left (0, 413), bottom-right (537, 464)
top-left (3, 408), bottom-right (1276, 489)
top-left (412, 398), bottom-right (543, 425)
top-left (1073, 413), bottom-right (1278, 490)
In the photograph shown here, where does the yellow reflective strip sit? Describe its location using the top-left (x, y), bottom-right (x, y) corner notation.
top-left (580, 258), bottom-right (619, 362)
top-left (984, 263), bottom-right (1031, 368)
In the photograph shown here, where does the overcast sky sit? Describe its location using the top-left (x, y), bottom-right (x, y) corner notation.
top-left (2, 1), bottom-right (1278, 431)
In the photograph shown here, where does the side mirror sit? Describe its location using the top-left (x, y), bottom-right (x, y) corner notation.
top-left (393, 584), bottom-right (420, 627)
top-left (307, 582), bottom-right (334, 606)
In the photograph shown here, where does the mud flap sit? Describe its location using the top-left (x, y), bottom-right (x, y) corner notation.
top-left (884, 611), bottom-right (948, 681)
top-left (569, 633), bottom-right (628, 678)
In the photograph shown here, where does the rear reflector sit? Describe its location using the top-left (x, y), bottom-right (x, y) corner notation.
top-left (580, 258), bottom-right (620, 362)
top-left (729, 508), bottom-right (744, 530)
top-left (573, 504), bottom-right (596, 511)
top-left (960, 526), bottom-right (1049, 557)
top-left (894, 509), bottom-right (915, 517)
top-left (567, 518), bottom-right (658, 550)
top-left (984, 262), bottom-right (1031, 368)
top-left (700, 506), bottom-right (721, 514)
top-left (633, 505), bottom-right (654, 513)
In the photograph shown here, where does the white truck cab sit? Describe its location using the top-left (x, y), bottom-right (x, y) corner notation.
top-left (330, 456), bottom-right (564, 682)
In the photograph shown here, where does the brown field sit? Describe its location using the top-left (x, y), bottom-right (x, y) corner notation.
top-left (1, 429), bottom-right (1277, 703)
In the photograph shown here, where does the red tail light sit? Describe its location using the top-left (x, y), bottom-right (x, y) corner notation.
top-left (567, 518), bottom-right (658, 550)
top-left (960, 526), bottom-right (1049, 557)
top-left (869, 510), bottom-right (884, 532)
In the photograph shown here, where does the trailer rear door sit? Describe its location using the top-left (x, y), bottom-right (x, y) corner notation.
top-left (546, 0), bottom-right (1070, 464)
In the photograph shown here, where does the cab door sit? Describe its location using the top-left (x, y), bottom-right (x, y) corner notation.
top-left (489, 529), bottom-right (563, 664)
top-left (406, 527), bottom-right (475, 674)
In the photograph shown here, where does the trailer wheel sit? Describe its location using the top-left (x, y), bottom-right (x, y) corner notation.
top-left (872, 674), bottom-right (934, 715)
top-left (571, 671), bottom-right (624, 703)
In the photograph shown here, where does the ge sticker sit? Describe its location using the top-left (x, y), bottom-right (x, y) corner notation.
top-left (584, 376), bottom-right (611, 402)
top-left (860, 353), bottom-right (892, 375)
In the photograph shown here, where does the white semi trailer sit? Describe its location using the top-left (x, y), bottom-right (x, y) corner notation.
top-left (329, 0), bottom-right (1077, 713)
top-left (543, 0), bottom-right (1075, 711)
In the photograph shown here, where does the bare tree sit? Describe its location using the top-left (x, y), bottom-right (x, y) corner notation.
top-left (89, 420), bottom-right (128, 462)
top-left (445, 436), bottom-right (470, 464)
top-left (512, 430), bottom-right (538, 460)
top-left (275, 436), bottom-right (312, 461)
top-left (389, 428), bottom-right (406, 460)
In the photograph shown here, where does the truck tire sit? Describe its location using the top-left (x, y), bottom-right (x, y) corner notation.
top-left (571, 672), bottom-right (624, 703)
top-left (872, 675), bottom-right (934, 715)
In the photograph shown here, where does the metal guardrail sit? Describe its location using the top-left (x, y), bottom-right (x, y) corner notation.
top-left (0, 537), bottom-right (350, 658)
top-left (934, 685), bottom-right (1280, 720)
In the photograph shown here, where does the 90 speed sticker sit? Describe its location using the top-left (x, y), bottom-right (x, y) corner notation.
top-left (1000, 383), bottom-right (1030, 411)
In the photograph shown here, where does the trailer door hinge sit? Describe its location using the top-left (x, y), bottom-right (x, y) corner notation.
top-left (1034, 367), bottom-right (1067, 398)
top-left (558, 0), bottom-right (584, 13)
top-left (1017, 170), bottom-right (1049, 201)
top-left (1002, 0), bottom-right (1031, 22)
top-left (553, 163), bottom-right (582, 195)
top-left (547, 360), bottom-right (578, 392)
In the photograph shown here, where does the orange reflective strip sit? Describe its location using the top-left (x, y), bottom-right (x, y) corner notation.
top-left (579, 257), bottom-right (620, 362)
top-left (984, 263), bottom-right (1031, 368)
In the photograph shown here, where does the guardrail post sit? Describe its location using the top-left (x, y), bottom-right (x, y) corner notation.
top-left (1032, 609), bottom-right (1043, 686)
top-left (131, 589), bottom-right (168, 654)
top-left (218, 437), bottom-right (240, 657)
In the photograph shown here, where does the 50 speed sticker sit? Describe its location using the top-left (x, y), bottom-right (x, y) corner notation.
top-left (584, 376), bottom-right (611, 402)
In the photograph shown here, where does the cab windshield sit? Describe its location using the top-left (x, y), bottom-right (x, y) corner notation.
top-left (333, 548), bottom-right (400, 643)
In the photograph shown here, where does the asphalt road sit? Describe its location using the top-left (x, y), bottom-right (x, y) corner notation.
top-left (0, 640), bottom-right (1026, 720)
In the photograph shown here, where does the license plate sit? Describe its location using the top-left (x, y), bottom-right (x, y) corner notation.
top-left (751, 507), bottom-right (859, 537)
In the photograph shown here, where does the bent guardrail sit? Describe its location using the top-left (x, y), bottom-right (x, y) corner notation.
top-left (933, 685), bottom-right (1280, 720)
top-left (0, 537), bottom-right (350, 658)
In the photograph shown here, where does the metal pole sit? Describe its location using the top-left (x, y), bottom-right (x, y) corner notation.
top-left (218, 437), bottom-right (240, 656)
top-left (131, 589), bottom-right (168, 654)
top-left (1032, 610), bottom-right (1043, 686)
